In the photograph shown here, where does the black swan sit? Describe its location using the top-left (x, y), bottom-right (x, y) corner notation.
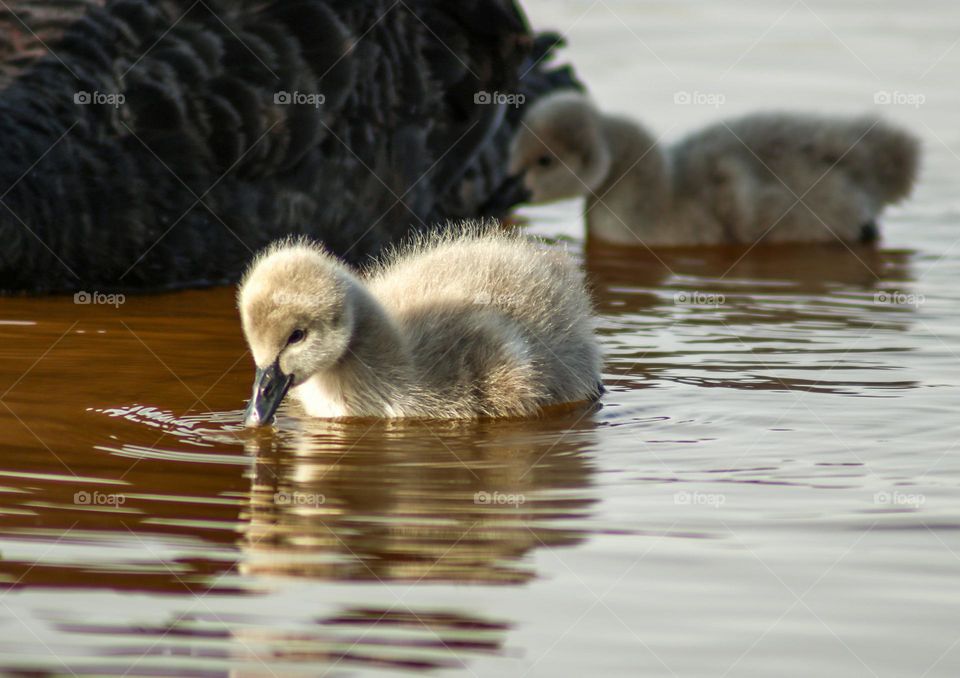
top-left (0, 0), bottom-right (579, 292)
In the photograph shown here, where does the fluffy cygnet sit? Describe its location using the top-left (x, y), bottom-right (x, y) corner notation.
top-left (507, 91), bottom-right (920, 246)
top-left (238, 224), bottom-right (603, 425)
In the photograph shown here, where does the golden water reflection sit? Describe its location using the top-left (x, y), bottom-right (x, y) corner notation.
top-left (241, 413), bottom-right (600, 584)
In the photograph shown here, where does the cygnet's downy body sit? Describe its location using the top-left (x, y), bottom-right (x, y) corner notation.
top-left (507, 91), bottom-right (920, 246)
top-left (238, 224), bottom-right (603, 425)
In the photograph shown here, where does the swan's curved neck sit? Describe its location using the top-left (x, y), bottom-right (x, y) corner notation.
top-left (586, 114), bottom-right (671, 245)
top-left (299, 281), bottom-right (416, 417)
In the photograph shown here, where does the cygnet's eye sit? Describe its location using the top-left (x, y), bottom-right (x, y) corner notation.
top-left (537, 155), bottom-right (554, 168)
top-left (287, 329), bottom-right (306, 345)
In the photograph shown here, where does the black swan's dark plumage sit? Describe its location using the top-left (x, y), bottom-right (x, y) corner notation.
top-left (0, 1), bottom-right (578, 292)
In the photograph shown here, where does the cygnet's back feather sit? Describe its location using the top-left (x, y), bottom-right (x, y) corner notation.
top-left (670, 113), bottom-right (920, 243)
top-left (370, 227), bottom-right (601, 406)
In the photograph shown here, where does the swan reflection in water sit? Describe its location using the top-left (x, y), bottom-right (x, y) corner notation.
top-left (583, 241), bottom-right (920, 396)
top-left (234, 409), bottom-right (601, 671)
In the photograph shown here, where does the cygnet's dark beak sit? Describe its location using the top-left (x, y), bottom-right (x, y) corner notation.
top-left (480, 172), bottom-right (532, 216)
top-left (244, 360), bottom-right (294, 428)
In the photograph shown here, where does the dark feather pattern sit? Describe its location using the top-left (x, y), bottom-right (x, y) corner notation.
top-left (0, 0), bottom-right (580, 292)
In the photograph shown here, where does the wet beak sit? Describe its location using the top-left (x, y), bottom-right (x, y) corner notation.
top-left (480, 172), bottom-right (531, 215)
top-left (244, 360), bottom-right (294, 428)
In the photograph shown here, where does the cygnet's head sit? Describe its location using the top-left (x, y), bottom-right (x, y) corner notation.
top-left (238, 240), bottom-right (356, 427)
top-left (507, 91), bottom-right (612, 204)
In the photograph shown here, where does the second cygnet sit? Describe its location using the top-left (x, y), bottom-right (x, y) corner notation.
top-left (506, 91), bottom-right (920, 247)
